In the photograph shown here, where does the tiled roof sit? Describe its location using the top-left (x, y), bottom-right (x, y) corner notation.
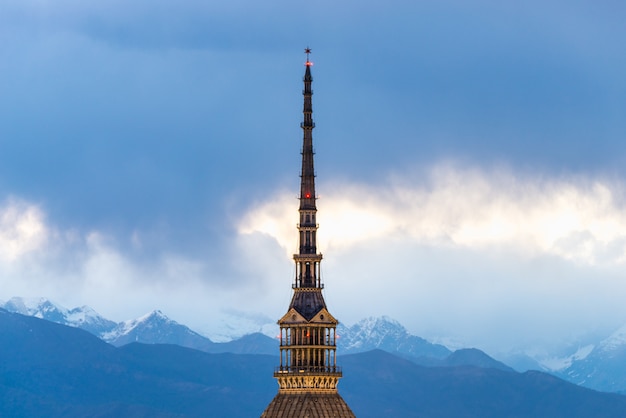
top-left (289, 289), bottom-right (327, 320)
top-left (261, 393), bottom-right (356, 418)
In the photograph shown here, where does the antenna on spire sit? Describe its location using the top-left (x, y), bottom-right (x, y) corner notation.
top-left (305, 47), bottom-right (313, 66)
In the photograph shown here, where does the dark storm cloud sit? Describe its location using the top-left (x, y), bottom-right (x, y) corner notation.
top-left (0, 1), bottom-right (299, 250)
top-left (1, 0), bottom-right (624, 218)
top-left (1, 0), bottom-right (624, 258)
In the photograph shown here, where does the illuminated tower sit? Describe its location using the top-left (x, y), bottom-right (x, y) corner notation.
top-left (260, 50), bottom-right (355, 418)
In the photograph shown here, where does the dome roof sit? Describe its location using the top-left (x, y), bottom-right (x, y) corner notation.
top-left (261, 393), bottom-right (356, 418)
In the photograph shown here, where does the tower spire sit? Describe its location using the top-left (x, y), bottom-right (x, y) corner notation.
top-left (260, 51), bottom-right (355, 418)
top-left (296, 48), bottom-right (322, 290)
top-left (300, 47), bottom-right (315, 213)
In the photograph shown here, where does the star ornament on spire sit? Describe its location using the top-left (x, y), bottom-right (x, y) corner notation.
top-left (305, 47), bottom-right (313, 66)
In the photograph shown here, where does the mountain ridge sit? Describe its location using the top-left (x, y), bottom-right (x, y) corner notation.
top-left (2, 310), bottom-right (626, 418)
top-left (5, 296), bottom-right (626, 394)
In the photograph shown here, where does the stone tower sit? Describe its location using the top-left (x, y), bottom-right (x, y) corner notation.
top-left (260, 50), bottom-right (356, 418)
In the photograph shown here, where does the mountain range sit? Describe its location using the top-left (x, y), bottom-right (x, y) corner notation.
top-left (3, 296), bottom-right (626, 394)
top-left (2, 308), bottom-right (626, 417)
top-left (0, 297), bottom-right (278, 355)
top-left (0, 297), bottom-right (506, 369)
top-left (1, 296), bottom-right (117, 336)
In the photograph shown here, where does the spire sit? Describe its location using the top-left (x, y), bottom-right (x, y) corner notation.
top-left (261, 50), bottom-right (354, 418)
top-left (293, 48), bottom-right (323, 293)
top-left (300, 47), bottom-right (316, 213)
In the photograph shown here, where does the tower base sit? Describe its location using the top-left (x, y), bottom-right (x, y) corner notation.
top-left (260, 392), bottom-right (356, 418)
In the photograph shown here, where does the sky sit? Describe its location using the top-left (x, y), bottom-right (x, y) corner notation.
top-left (1, 0), bottom-right (626, 357)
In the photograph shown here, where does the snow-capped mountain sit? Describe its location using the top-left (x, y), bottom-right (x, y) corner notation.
top-left (5, 310), bottom-right (626, 417)
top-left (0, 298), bottom-right (217, 352)
top-left (0, 296), bottom-right (276, 354)
top-left (12, 295), bottom-right (626, 394)
top-left (101, 311), bottom-right (281, 354)
top-left (337, 316), bottom-right (451, 361)
top-left (336, 316), bottom-right (519, 371)
top-left (102, 310), bottom-right (215, 350)
top-left (560, 322), bottom-right (626, 394)
top-left (0, 297), bottom-right (117, 336)
top-left (598, 323), bottom-right (626, 353)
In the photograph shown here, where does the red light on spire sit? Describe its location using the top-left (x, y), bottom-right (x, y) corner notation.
top-left (305, 47), bottom-right (313, 66)
top-left (305, 192), bottom-right (311, 199)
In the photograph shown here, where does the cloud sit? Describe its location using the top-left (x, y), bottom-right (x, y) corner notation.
top-left (240, 163), bottom-right (626, 266)
top-left (0, 198), bottom-right (49, 261)
top-left (237, 163), bottom-right (626, 354)
top-left (2, 165), bottom-right (626, 354)
top-left (0, 195), bottom-right (283, 340)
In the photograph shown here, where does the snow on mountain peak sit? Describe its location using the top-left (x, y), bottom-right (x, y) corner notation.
top-left (353, 316), bottom-right (404, 331)
top-left (137, 309), bottom-right (169, 323)
top-left (102, 310), bottom-right (183, 342)
top-left (3, 296), bottom-right (66, 317)
top-left (347, 316), bottom-right (407, 336)
top-left (338, 315), bottom-right (410, 351)
top-left (1, 296), bottom-right (116, 336)
top-left (2, 297), bottom-right (72, 325)
top-left (538, 344), bottom-right (595, 371)
top-left (66, 305), bottom-right (103, 322)
top-left (336, 315), bottom-right (451, 360)
top-left (598, 322), bottom-right (626, 353)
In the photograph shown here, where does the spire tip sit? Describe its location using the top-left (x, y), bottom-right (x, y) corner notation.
top-left (305, 47), bottom-right (313, 66)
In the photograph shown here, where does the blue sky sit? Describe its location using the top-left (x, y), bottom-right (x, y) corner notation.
top-left (1, 0), bottom-right (626, 355)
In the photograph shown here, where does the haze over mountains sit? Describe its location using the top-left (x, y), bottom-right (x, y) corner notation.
top-left (3, 296), bottom-right (626, 396)
top-left (2, 307), bottom-right (626, 417)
